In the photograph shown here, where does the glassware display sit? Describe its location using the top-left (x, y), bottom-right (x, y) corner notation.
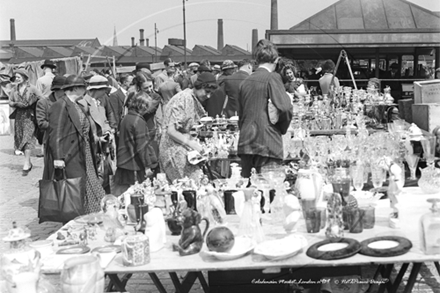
top-left (419, 198), bottom-right (440, 255)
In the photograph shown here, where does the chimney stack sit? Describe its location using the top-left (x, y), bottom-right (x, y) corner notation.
top-left (146, 38), bottom-right (149, 47)
top-left (10, 19), bottom-right (16, 41)
top-left (217, 19), bottom-right (224, 51)
top-left (131, 37), bottom-right (135, 47)
top-left (139, 29), bottom-right (145, 46)
top-left (251, 29), bottom-right (258, 55)
top-left (270, 0), bottom-right (278, 30)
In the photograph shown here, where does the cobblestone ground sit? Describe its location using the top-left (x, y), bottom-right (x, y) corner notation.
top-left (0, 134), bottom-right (439, 292)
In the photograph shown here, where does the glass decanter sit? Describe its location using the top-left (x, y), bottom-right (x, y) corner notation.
top-left (261, 165), bottom-right (287, 225)
top-left (419, 198), bottom-right (440, 255)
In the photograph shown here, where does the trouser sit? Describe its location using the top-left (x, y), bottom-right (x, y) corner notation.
top-left (239, 154), bottom-right (283, 178)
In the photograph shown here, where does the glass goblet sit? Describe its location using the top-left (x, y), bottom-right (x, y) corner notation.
top-left (351, 164), bottom-right (364, 192)
top-left (371, 166), bottom-right (385, 189)
top-left (405, 154), bottom-right (420, 180)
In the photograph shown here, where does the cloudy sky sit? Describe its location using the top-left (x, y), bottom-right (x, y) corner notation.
top-left (1, 0), bottom-right (439, 50)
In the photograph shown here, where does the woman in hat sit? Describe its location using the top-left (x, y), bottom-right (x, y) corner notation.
top-left (46, 75), bottom-right (105, 215)
top-left (36, 76), bottom-right (66, 154)
top-left (8, 68), bottom-right (44, 175)
top-left (112, 93), bottom-right (158, 196)
top-left (159, 72), bottom-right (218, 183)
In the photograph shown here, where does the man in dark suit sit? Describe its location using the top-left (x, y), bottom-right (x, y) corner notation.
top-left (109, 73), bottom-right (133, 146)
top-left (222, 59), bottom-right (253, 118)
top-left (237, 40), bottom-right (293, 178)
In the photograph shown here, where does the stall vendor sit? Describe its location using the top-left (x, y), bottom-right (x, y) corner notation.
top-left (159, 72), bottom-right (218, 183)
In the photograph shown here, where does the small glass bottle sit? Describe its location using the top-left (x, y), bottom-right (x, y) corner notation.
top-left (419, 198), bottom-right (440, 255)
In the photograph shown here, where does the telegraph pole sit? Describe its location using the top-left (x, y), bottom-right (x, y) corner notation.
top-left (154, 23), bottom-right (158, 62)
top-left (183, 0), bottom-right (187, 68)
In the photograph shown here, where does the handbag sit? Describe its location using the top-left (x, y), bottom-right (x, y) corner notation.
top-left (8, 109), bottom-right (16, 119)
top-left (38, 169), bottom-right (85, 223)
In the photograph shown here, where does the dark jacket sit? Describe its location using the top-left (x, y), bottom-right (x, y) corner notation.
top-left (109, 87), bottom-right (126, 129)
top-left (35, 92), bottom-right (56, 143)
top-left (44, 95), bottom-right (97, 180)
top-left (223, 70), bottom-right (249, 118)
top-left (237, 68), bottom-right (293, 159)
top-left (117, 110), bottom-right (157, 171)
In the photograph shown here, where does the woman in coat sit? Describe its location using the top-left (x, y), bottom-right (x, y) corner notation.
top-left (113, 93), bottom-right (158, 196)
top-left (46, 75), bottom-right (105, 214)
top-left (9, 68), bottom-right (44, 175)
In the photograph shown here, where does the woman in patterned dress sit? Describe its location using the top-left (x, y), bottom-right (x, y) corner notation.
top-left (159, 72), bottom-right (218, 183)
top-left (9, 68), bottom-right (44, 175)
top-left (47, 75), bottom-right (105, 215)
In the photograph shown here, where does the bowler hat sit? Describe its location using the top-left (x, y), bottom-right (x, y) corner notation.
top-left (88, 75), bottom-right (110, 90)
top-left (163, 58), bottom-right (175, 67)
top-left (41, 59), bottom-right (56, 69)
top-left (51, 76), bottom-right (67, 91)
top-left (62, 75), bottom-right (87, 90)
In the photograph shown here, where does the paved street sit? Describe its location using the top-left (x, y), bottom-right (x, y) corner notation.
top-left (0, 133), bottom-right (439, 292)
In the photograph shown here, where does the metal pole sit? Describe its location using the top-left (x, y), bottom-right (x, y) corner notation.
top-left (183, 0), bottom-right (187, 69)
top-left (154, 23), bottom-right (158, 63)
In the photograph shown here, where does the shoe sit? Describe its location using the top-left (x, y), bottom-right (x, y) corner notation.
top-left (15, 150), bottom-right (24, 156)
top-left (22, 163), bottom-right (33, 176)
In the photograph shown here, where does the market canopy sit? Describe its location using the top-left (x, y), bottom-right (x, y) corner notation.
top-left (267, 0), bottom-right (440, 60)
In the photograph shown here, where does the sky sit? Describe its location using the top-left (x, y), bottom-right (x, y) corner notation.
top-left (1, 0), bottom-right (439, 50)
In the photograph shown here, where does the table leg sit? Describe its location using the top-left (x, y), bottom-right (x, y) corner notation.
top-left (434, 262), bottom-right (440, 276)
top-left (106, 273), bottom-right (132, 292)
top-left (378, 264), bottom-right (394, 293)
top-left (149, 273), bottom-right (168, 293)
top-left (402, 262), bottom-right (422, 293)
top-left (169, 272), bottom-right (208, 293)
top-left (391, 263), bottom-right (409, 293)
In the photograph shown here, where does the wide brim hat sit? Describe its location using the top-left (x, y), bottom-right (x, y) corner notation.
top-left (212, 65), bottom-right (221, 71)
top-left (13, 68), bottom-right (29, 80)
top-left (87, 75), bottom-right (110, 90)
top-left (135, 62), bottom-right (150, 71)
top-left (61, 75), bottom-right (87, 90)
top-left (40, 59), bottom-right (56, 69)
top-left (221, 60), bottom-right (235, 70)
top-left (189, 62), bottom-right (199, 68)
top-left (51, 76), bottom-right (67, 91)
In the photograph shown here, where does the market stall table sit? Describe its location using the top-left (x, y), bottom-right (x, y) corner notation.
top-left (40, 187), bottom-right (440, 293)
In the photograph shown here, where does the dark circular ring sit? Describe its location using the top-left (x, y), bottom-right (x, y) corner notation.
top-left (306, 238), bottom-right (361, 260)
top-left (359, 236), bottom-right (412, 257)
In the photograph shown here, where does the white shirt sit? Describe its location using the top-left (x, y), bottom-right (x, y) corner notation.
top-left (36, 72), bottom-right (55, 98)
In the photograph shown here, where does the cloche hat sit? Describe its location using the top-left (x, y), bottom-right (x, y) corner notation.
top-left (61, 75), bottom-right (87, 90)
top-left (87, 75), bottom-right (110, 90)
